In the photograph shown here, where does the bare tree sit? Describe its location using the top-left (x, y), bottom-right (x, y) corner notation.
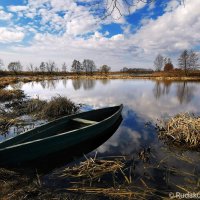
top-left (71, 60), bottom-right (82, 74)
top-left (46, 61), bottom-right (56, 73)
top-left (62, 62), bottom-right (67, 72)
top-left (154, 54), bottom-right (164, 71)
top-left (178, 50), bottom-right (189, 75)
top-left (35, 66), bottom-right (40, 72)
top-left (82, 59), bottom-right (96, 75)
top-left (27, 63), bottom-right (34, 73)
top-left (39, 62), bottom-right (46, 73)
top-left (8, 61), bottom-right (23, 73)
top-left (188, 50), bottom-right (199, 70)
top-left (99, 65), bottom-right (111, 75)
top-left (178, 50), bottom-right (199, 75)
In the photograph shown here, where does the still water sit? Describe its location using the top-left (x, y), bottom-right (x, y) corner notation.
top-left (7, 79), bottom-right (200, 195)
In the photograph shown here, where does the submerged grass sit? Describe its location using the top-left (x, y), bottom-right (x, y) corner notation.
top-left (56, 153), bottom-right (161, 199)
top-left (157, 113), bottom-right (200, 150)
top-left (1, 150), bottom-right (200, 199)
top-left (60, 155), bottom-right (125, 181)
top-left (59, 154), bottom-right (169, 199)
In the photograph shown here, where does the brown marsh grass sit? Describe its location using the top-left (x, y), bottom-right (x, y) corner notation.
top-left (157, 113), bottom-right (200, 150)
top-left (0, 96), bottom-right (80, 134)
top-left (0, 89), bottom-right (25, 102)
top-left (23, 96), bottom-right (80, 119)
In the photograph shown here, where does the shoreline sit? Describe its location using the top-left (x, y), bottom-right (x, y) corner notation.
top-left (1, 74), bottom-right (200, 89)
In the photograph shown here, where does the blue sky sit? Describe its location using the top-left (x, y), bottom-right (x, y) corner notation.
top-left (0, 0), bottom-right (199, 70)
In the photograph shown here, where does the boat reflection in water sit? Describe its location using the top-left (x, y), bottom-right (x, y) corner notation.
top-left (24, 115), bottom-right (123, 172)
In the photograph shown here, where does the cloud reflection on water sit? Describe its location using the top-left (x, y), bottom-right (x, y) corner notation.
top-left (19, 79), bottom-right (200, 192)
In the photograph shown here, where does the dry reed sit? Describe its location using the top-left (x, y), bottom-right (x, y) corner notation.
top-left (41, 96), bottom-right (79, 119)
top-left (60, 156), bottom-right (125, 181)
top-left (157, 113), bottom-right (200, 149)
top-left (0, 89), bottom-right (25, 102)
top-left (23, 96), bottom-right (80, 119)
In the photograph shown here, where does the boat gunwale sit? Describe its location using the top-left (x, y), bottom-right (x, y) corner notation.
top-left (0, 104), bottom-right (123, 151)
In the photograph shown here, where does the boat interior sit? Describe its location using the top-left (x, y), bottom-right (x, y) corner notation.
top-left (0, 106), bottom-right (120, 148)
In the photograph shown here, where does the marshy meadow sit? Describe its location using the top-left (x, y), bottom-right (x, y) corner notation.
top-left (0, 74), bottom-right (200, 199)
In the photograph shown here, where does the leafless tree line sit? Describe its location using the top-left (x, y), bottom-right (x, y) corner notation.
top-left (154, 49), bottom-right (199, 74)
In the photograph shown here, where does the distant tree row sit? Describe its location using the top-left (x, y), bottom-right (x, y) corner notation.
top-left (154, 49), bottom-right (199, 74)
top-left (28, 61), bottom-right (67, 73)
top-left (71, 59), bottom-right (96, 74)
top-left (0, 58), bottom-right (112, 75)
top-left (0, 60), bottom-right (68, 73)
top-left (71, 59), bottom-right (111, 75)
top-left (120, 67), bottom-right (154, 74)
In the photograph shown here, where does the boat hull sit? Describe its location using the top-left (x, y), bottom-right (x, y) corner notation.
top-left (0, 105), bottom-right (123, 166)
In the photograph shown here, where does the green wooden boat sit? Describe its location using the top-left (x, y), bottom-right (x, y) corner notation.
top-left (0, 104), bottom-right (123, 166)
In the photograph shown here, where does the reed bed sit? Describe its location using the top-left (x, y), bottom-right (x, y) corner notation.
top-left (0, 77), bottom-right (18, 89)
top-left (1, 151), bottom-right (199, 199)
top-left (41, 96), bottom-right (79, 119)
top-left (60, 155), bottom-right (169, 199)
top-left (0, 89), bottom-right (25, 102)
top-left (23, 96), bottom-right (80, 119)
top-left (60, 156), bottom-right (125, 180)
top-left (157, 113), bottom-right (200, 149)
top-left (0, 95), bottom-right (80, 135)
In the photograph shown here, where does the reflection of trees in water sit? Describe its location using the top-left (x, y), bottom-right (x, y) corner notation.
top-left (176, 82), bottom-right (196, 104)
top-left (162, 80), bottom-right (171, 95)
top-left (46, 79), bottom-right (59, 90)
top-left (153, 80), bottom-right (172, 99)
top-left (40, 80), bottom-right (47, 89)
top-left (153, 81), bottom-right (162, 99)
top-left (83, 79), bottom-right (96, 90)
top-left (153, 80), bottom-right (196, 104)
top-left (39, 79), bottom-right (67, 89)
top-left (99, 79), bottom-right (110, 85)
top-left (72, 79), bottom-right (96, 90)
top-left (72, 79), bottom-right (82, 90)
top-left (62, 79), bottom-right (67, 88)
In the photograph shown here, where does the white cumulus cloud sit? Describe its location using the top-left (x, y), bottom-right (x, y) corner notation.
top-left (0, 8), bottom-right (13, 20)
top-left (8, 5), bottom-right (29, 12)
top-left (0, 28), bottom-right (25, 43)
top-left (132, 0), bottom-right (200, 55)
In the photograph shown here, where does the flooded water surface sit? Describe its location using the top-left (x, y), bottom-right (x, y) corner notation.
top-left (3, 79), bottom-right (200, 198)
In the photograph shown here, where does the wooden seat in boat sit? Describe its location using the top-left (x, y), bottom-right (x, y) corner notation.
top-left (72, 118), bottom-right (97, 124)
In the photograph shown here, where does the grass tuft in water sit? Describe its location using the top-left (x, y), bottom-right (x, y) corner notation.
top-left (41, 96), bottom-right (80, 119)
top-left (0, 96), bottom-right (80, 134)
top-left (157, 113), bottom-right (200, 150)
top-left (0, 89), bottom-right (25, 102)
